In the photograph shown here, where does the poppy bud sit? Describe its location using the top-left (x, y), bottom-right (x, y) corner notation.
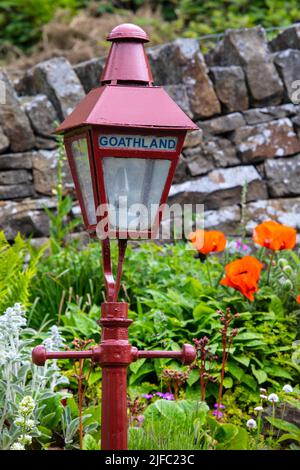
top-left (283, 265), bottom-right (293, 276)
top-left (283, 279), bottom-right (293, 291)
top-left (278, 258), bottom-right (288, 268)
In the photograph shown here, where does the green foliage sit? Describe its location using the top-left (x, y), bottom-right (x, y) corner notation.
top-left (1, 0), bottom-right (300, 54)
top-left (207, 416), bottom-right (248, 450)
top-left (61, 405), bottom-right (98, 449)
top-left (0, 0), bottom-right (81, 51)
top-left (265, 416), bottom-right (300, 448)
top-left (29, 242), bottom-right (102, 329)
top-left (0, 304), bottom-right (69, 449)
top-left (29, 239), bottom-right (300, 411)
top-left (129, 398), bottom-right (248, 450)
top-left (83, 433), bottom-right (100, 450)
top-left (129, 399), bottom-right (211, 450)
top-left (0, 231), bottom-right (45, 313)
top-left (177, 0), bottom-right (300, 37)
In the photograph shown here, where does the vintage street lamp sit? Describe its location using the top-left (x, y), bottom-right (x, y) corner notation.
top-left (32, 23), bottom-right (198, 450)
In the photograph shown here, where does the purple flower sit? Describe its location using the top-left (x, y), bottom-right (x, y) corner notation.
top-left (214, 403), bottom-right (225, 409)
top-left (142, 393), bottom-right (153, 400)
top-left (213, 410), bottom-right (223, 418)
top-left (136, 415), bottom-right (145, 425)
top-left (164, 393), bottom-right (174, 401)
top-left (228, 239), bottom-right (251, 255)
top-left (156, 392), bottom-right (174, 400)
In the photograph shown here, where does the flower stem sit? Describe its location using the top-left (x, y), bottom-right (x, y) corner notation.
top-left (217, 336), bottom-right (227, 420)
top-left (78, 359), bottom-right (84, 450)
top-left (267, 251), bottom-right (275, 285)
top-left (206, 259), bottom-right (213, 288)
top-left (257, 412), bottom-right (262, 448)
top-left (270, 402), bottom-right (275, 439)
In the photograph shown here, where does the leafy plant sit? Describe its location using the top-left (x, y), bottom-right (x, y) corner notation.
top-left (266, 417), bottom-right (300, 448)
top-left (0, 303), bottom-right (69, 449)
top-left (29, 238), bottom-right (300, 410)
top-left (0, 0), bottom-right (80, 51)
top-left (60, 404), bottom-right (98, 449)
top-left (0, 231), bottom-right (46, 313)
top-left (129, 398), bottom-right (248, 450)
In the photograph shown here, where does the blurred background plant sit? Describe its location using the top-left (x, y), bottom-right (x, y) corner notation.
top-left (0, 231), bottom-right (46, 313)
top-left (1, 0), bottom-right (300, 65)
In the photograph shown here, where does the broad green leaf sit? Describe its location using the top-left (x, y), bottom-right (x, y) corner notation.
top-left (223, 376), bottom-right (233, 388)
top-left (237, 332), bottom-right (263, 341)
top-left (129, 362), bottom-right (154, 385)
top-left (88, 371), bottom-right (101, 386)
top-left (187, 369), bottom-right (199, 387)
top-left (129, 358), bottom-right (146, 375)
top-left (234, 355), bottom-right (250, 367)
top-left (145, 399), bottom-right (186, 421)
top-left (228, 361), bottom-right (244, 381)
top-left (264, 365), bottom-right (293, 380)
top-left (83, 434), bottom-right (100, 450)
top-left (266, 417), bottom-right (300, 435)
top-left (37, 425), bottom-right (52, 443)
top-left (251, 365), bottom-right (267, 384)
top-left (83, 405), bottom-right (101, 426)
top-left (67, 396), bottom-right (79, 418)
top-left (193, 303), bottom-right (215, 320)
top-left (186, 277), bottom-right (203, 296)
top-left (278, 433), bottom-right (300, 443)
top-left (214, 423), bottom-right (238, 443)
top-left (216, 426), bottom-right (248, 450)
top-left (241, 374), bottom-right (257, 391)
top-left (269, 296), bottom-right (284, 316)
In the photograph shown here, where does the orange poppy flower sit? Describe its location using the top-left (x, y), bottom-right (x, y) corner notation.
top-left (297, 295), bottom-right (300, 304)
top-left (220, 256), bottom-right (263, 301)
top-left (189, 229), bottom-right (226, 255)
top-left (253, 220), bottom-right (296, 251)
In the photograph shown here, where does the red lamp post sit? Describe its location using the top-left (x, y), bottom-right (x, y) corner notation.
top-left (32, 23), bottom-right (199, 450)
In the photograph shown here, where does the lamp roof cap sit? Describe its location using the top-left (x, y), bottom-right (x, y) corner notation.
top-left (107, 23), bottom-right (149, 42)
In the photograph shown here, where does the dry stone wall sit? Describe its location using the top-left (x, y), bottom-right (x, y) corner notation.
top-left (1, 24), bottom-right (300, 240)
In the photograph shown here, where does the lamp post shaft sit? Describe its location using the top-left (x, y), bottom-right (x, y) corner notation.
top-left (100, 302), bottom-right (132, 450)
top-left (101, 366), bottom-right (128, 450)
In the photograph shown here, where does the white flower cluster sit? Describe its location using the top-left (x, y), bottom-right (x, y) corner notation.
top-left (11, 396), bottom-right (37, 451)
top-left (18, 396), bottom-right (35, 417)
top-left (10, 442), bottom-right (25, 450)
top-left (247, 384), bottom-right (295, 433)
top-left (246, 419), bottom-right (257, 429)
top-left (268, 393), bottom-right (279, 403)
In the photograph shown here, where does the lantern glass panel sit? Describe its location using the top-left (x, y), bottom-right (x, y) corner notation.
top-left (71, 137), bottom-right (97, 226)
top-left (102, 157), bottom-right (171, 231)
